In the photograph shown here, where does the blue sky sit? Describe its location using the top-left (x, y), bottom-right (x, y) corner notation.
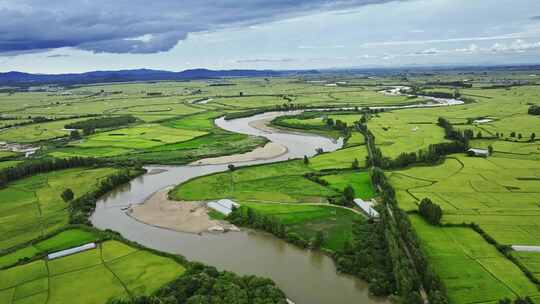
top-left (1, 0), bottom-right (540, 73)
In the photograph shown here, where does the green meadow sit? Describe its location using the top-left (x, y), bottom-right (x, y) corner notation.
top-left (309, 145), bottom-right (368, 170)
top-left (0, 118), bottom-right (88, 143)
top-left (172, 160), bottom-right (338, 203)
top-left (241, 202), bottom-right (363, 252)
top-left (75, 124), bottom-right (207, 149)
top-left (321, 171), bottom-right (375, 199)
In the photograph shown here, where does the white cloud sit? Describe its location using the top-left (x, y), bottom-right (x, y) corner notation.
top-left (298, 45), bottom-right (345, 49)
top-left (490, 39), bottom-right (540, 52)
top-left (361, 33), bottom-right (535, 47)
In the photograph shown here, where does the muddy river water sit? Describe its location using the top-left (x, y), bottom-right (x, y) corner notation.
top-left (92, 99), bottom-right (462, 303)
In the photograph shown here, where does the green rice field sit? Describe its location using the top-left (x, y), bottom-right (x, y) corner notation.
top-left (0, 240), bottom-right (184, 304)
top-left (0, 167), bottom-right (120, 250)
top-left (411, 215), bottom-right (540, 304)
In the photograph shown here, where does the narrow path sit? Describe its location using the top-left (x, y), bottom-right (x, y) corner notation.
top-left (99, 243), bottom-right (133, 298)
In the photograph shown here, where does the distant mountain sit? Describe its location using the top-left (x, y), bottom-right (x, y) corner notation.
top-left (0, 68), bottom-right (320, 86)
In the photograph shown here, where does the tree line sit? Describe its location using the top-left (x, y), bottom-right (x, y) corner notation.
top-left (65, 115), bottom-right (137, 134)
top-left (0, 157), bottom-right (103, 187)
top-left (0, 114), bottom-right (97, 130)
top-left (108, 262), bottom-right (288, 304)
top-left (369, 167), bottom-right (450, 304)
top-left (70, 168), bottom-right (142, 224)
top-left (227, 206), bottom-right (325, 249)
top-left (335, 218), bottom-right (396, 296)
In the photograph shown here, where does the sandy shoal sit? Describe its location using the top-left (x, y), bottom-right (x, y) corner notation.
top-left (128, 188), bottom-right (222, 234)
top-left (190, 142), bottom-right (287, 165)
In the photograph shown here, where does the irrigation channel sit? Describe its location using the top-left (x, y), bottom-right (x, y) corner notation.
top-left (92, 95), bottom-right (463, 304)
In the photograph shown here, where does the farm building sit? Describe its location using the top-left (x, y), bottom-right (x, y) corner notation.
top-left (47, 242), bottom-right (96, 260)
top-left (511, 245), bottom-right (540, 253)
top-left (467, 148), bottom-right (489, 157)
top-left (353, 198), bottom-right (379, 218)
top-left (207, 199), bottom-right (240, 216)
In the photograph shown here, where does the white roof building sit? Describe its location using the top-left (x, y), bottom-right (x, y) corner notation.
top-left (468, 148), bottom-right (490, 157)
top-left (353, 198), bottom-right (379, 218)
top-left (47, 243), bottom-right (96, 260)
top-left (207, 199), bottom-right (240, 216)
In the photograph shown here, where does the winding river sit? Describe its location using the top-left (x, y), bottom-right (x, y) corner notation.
top-left (92, 97), bottom-right (463, 304)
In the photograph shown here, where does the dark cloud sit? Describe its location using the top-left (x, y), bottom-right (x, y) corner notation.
top-left (531, 16), bottom-right (540, 20)
top-left (0, 0), bottom-right (399, 54)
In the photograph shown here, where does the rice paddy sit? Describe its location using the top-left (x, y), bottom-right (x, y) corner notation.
top-left (0, 240), bottom-right (184, 304)
top-left (3, 74), bottom-right (540, 304)
top-left (0, 167), bottom-right (121, 250)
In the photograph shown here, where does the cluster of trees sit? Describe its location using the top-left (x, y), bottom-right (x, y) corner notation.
top-left (506, 131), bottom-right (536, 142)
top-left (272, 112), bottom-right (352, 139)
top-left (65, 115), bottom-right (137, 133)
top-left (335, 218), bottom-right (396, 296)
top-left (370, 167), bottom-right (449, 304)
top-left (304, 173), bottom-right (357, 207)
top-left (438, 117), bottom-right (472, 145)
top-left (227, 206), bottom-right (324, 249)
top-left (422, 90), bottom-right (461, 99)
top-left (70, 169), bottom-right (142, 224)
top-left (109, 262), bottom-right (288, 304)
top-left (0, 157), bottom-right (102, 187)
top-left (304, 172), bottom-right (328, 186)
top-left (324, 117), bottom-right (348, 131)
top-left (498, 297), bottom-right (535, 304)
top-left (425, 81), bottom-right (473, 88)
top-left (528, 105), bottom-right (540, 115)
top-left (369, 118), bottom-right (469, 169)
top-left (418, 198), bottom-right (442, 225)
top-left (61, 188), bottom-right (74, 202)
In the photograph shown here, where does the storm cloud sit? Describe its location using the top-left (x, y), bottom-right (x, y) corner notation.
top-left (0, 0), bottom-right (396, 54)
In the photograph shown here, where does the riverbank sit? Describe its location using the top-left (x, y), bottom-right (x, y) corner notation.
top-left (190, 142), bottom-right (287, 165)
top-left (128, 188), bottom-right (237, 234)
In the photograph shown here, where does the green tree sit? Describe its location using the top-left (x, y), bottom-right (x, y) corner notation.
top-left (70, 130), bottom-right (81, 140)
top-left (419, 198), bottom-right (442, 225)
top-left (325, 118), bottom-right (334, 127)
top-left (61, 188), bottom-right (74, 202)
top-left (352, 158), bottom-right (360, 169)
top-left (488, 145), bottom-right (493, 155)
top-left (82, 127), bottom-right (94, 136)
top-left (311, 231), bottom-right (324, 249)
top-left (303, 155), bottom-right (309, 165)
top-left (343, 185), bottom-right (355, 204)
